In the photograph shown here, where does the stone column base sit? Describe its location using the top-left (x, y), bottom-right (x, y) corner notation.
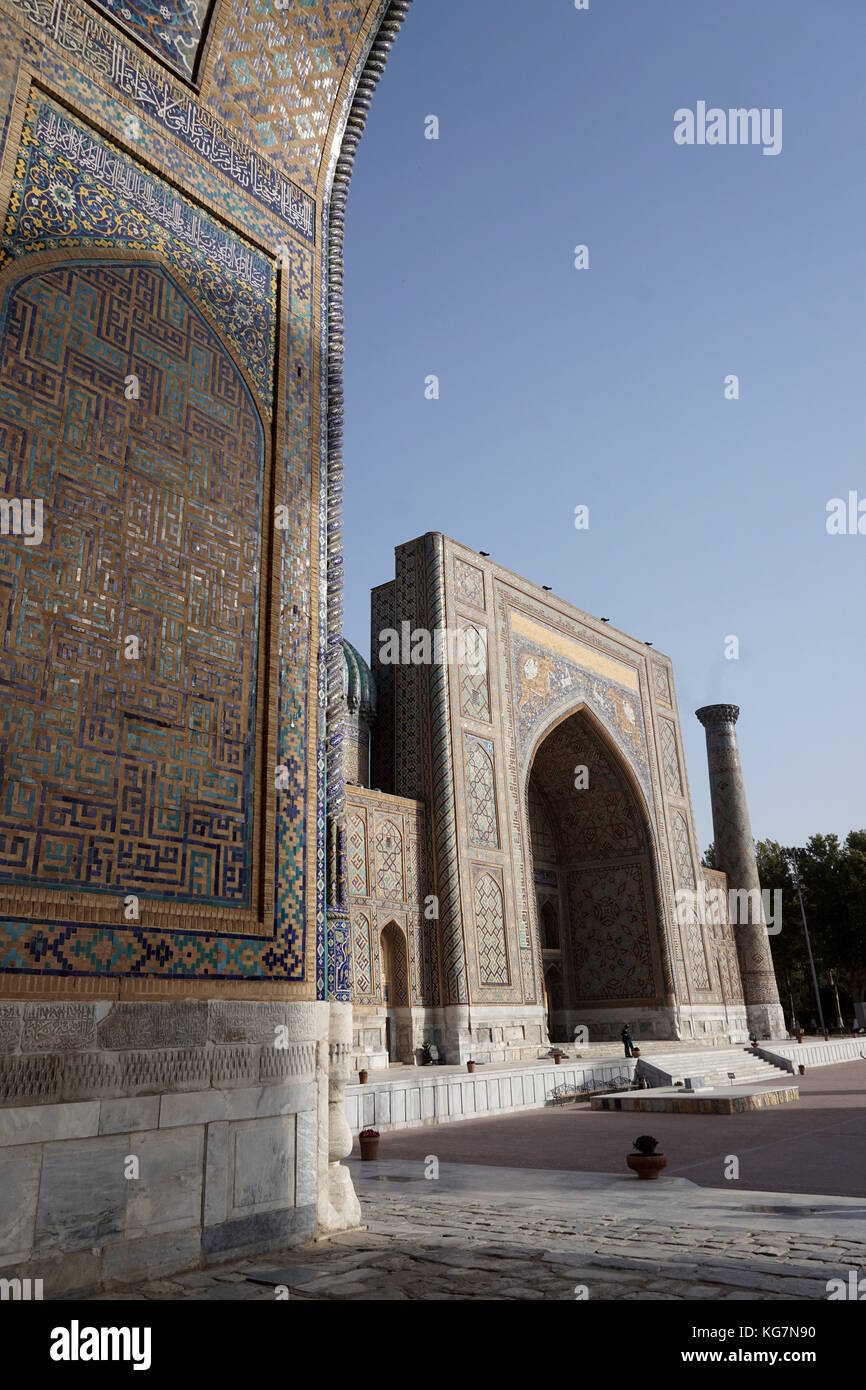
top-left (317, 1001), bottom-right (361, 1236)
top-left (325, 1162), bottom-right (361, 1233)
top-left (746, 1002), bottom-right (787, 1039)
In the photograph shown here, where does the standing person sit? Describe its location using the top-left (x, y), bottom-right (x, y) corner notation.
top-left (621, 1022), bottom-right (634, 1058)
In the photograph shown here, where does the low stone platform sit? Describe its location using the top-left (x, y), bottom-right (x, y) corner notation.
top-left (591, 1082), bottom-right (800, 1114)
top-left (345, 1039), bottom-right (860, 1133)
top-left (757, 1037), bottom-right (866, 1072)
top-left (346, 1055), bottom-right (637, 1134)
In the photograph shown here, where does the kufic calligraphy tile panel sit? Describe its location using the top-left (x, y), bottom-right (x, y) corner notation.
top-left (0, 259), bottom-right (264, 906)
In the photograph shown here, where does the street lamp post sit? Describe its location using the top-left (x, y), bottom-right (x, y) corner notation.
top-left (828, 969), bottom-right (845, 1032)
top-left (784, 847), bottom-right (826, 1038)
top-left (784, 974), bottom-right (798, 1033)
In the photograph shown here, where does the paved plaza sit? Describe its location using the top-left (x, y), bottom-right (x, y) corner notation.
top-left (375, 1060), bottom-right (866, 1198)
top-left (88, 1062), bottom-right (866, 1301)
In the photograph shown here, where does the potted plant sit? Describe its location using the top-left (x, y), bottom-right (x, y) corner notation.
top-left (553, 1048), bottom-right (563, 1064)
top-left (358, 1127), bottom-right (380, 1160)
top-left (796, 1028), bottom-right (804, 1044)
top-left (632, 1046), bottom-right (641, 1059)
top-left (626, 1134), bottom-right (666, 1181)
top-left (798, 1064), bottom-right (805, 1076)
top-left (466, 1059), bottom-right (476, 1073)
top-left (358, 1068), bottom-right (369, 1085)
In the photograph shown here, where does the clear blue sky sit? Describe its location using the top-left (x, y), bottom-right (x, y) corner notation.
top-left (342, 0), bottom-right (866, 856)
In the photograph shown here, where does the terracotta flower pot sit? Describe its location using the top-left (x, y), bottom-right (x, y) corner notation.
top-left (358, 1070), bottom-right (368, 1085)
top-left (466, 1060), bottom-right (476, 1073)
top-left (359, 1135), bottom-right (379, 1161)
top-left (627, 1152), bottom-right (666, 1181)
top-left (554, 1052), bottom-right (563, 1065)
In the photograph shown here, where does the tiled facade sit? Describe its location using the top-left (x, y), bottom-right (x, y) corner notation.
top-left (344, 785), bottom-right (429, 1066)
top-left (0, 0), bottom-right (412, 1293)
top-left (0, 0), bottom-right (391, 994)
top-left (347, 534), bottom-right (753, 1066)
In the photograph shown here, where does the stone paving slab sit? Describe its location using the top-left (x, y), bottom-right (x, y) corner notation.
top-left (84, 1157), bottom-right (866, 1302)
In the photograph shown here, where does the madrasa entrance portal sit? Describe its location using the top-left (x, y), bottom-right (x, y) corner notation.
top-left (527, 707), bottom-right (671, 1044)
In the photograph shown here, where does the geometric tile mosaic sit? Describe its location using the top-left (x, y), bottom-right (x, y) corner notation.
top-left (348, 813), bottom-right (367, 896)
top-left (374, 818), bottom-right (403, 902)
top-left (0, 239), bottom-right (313, 983)
top-left (473, 872), bottom-right (508, 987)
top-left (653, 662), bottom-right (672, 704)
top-left (206, 0), bottom-right (375, 194)
top-left (454, 557), bottom-right (484, 609)
top-left (351, 910), bottom-right (373, 997)
top-left (660, 718), bottom-right (683, 797)
top-left (671, 809), bottom-right (696, 890)
top-left (686, 915), bottom-right (711, 991)
top-left (566, 861), bottom-right (656, 1002)
top-left (459, 622), bottom-right (490, 721)
top-left (3, 95), bottom-right (277, 407)
top-left (465, 738), bottom-right (498, 849)
top-left (0, 260), bottom-right (263, 906)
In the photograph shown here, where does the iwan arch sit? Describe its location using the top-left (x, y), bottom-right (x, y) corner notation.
top-left (340, 536), bottom-right (784, 1069)
top-left (0, 0), bottom-right (782, 1297)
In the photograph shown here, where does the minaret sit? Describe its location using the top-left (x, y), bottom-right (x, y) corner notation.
top-left (695, 704), bottom-right (785, 1037)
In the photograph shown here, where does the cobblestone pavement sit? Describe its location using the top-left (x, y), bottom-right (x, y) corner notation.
top-left (89, 1160), bottom-right (866, 1302)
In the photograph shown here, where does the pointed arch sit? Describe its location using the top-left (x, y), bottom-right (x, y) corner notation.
top-left (539, 898), bottom-right (561, 952)
top-left (524, 701), bottom-right (676, 1016)
top-left (544, 960), bottom-right (564, 1014)
top-left (0, 253), bottom-right (279, 941)
top-left (0, 248), bottom-right (270, 428)
top-left (379, 918), bottom-right (409, 1007)
top-left (523, 697), bottom-right (675, 1004)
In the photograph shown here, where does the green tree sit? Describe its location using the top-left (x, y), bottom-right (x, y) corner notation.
top-left (707, 832), bottom-right (866, 1028)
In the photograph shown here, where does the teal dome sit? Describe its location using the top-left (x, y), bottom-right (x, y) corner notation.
top-left (341, 639), bottom-right (376, 723)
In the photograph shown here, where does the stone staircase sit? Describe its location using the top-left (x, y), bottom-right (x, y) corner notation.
top-left (637, 1046), bottom-right (790, 1090)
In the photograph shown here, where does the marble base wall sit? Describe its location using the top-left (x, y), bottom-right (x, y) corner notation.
top-left (756, 1037), bottom-right (866, 1071)
top-left (345, 1055), bottom-right (638, 1134)
top-left (350, 1004), bottom-right (548, 1068)
top-left (558, 1005), bottom-right (678, 1045)
top-left (349, 1000), bottom-right (752, 1069)
top-left (458, 1006), bottom-right (548, 1063)
top-left (680, 1004), bottom-right (751, 1044)
top-left (0, 999), bottom-right (328, 1297)
top-left (555, 1005), bottom-right (750, 1046)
